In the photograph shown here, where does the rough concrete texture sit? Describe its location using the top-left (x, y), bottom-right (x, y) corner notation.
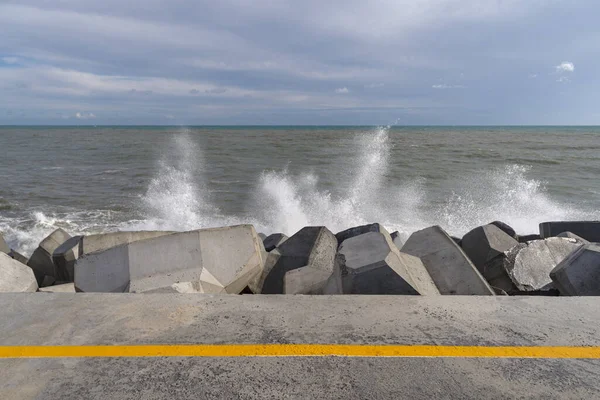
top-left (283, 265), bottom-right (332, 294)
top-left (38, 283), bottom-right (75, 293)
top-left (461, 224), bottom-right (518, 269)
top-left (9, 250), bottom-right (29, 265)
top-left (402, 226), bottom-right (494, 295)
top-left (2, 294), bottom-right (600, 399)
top-left (27, 228), bottom-right (71, 285)
top-left (335, 223), bottom-right (388, 246)
top-left (263, 233), bottom-right (288, 252)
top-left (489, 221), bottom-right (517, 239)
top-left (504, 237), bottom-right (582, 292)
top-left (0, 253), bottom-right (38, 292)
top-left (334, 232), bottom-right (439, 295)
top-left (557, 231), bottom-right (589, 243)
top-left (75, 225), bottom-right (264, 294)
top-left (0, 233), bottom-right (9, 254)
top-left (248, 249), bottom-right (282, 293)
top-left (82, 231), bottom-right (175, 254)
top-left (540, 221), bottom-right (600, 242)
top-left (253, 226), bottom-right (337, 294)
top-left (551, 244), bottom-right (600, 295)
top-left (52, 235), bottom-right (83, 282)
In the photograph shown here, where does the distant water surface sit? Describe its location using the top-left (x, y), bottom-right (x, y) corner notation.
top-left (1, 125), bottom-right (599, 254)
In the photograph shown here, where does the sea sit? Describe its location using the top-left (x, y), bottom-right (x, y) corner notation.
top-left (1, 125), bottom-right (599, 255)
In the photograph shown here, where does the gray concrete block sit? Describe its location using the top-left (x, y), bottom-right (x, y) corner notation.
top-left (550, 244), bottom-right (600, 295)
top-left (52, 236), bottom-right (83, 282)
top-left (38, 283), bottom-right (75, 293)
top-left (390, 231), bottom-right (405, 249)
top-left (75, 225), bottom-right (264, 294)
top-left (263, 233), bottom-right (288, 252)
top-left (255, 226), bottom-right (337, 294)
top-left (518, 234), bottom-right (541, 243)
top-left (540, 221), bottom-right (600, 242)
top-left (335, 231), bottom-right (439, 295)
top-left (462, 224), bottom-right (519, 270)
top-left (557, 231), bottom-right (589, 243)
top-left (0, 253), bottom-right (38, 292)
top-left (489, 221), bottom-right (517, 239)
top-left (401, 225), bottom-right (494, 295)
top-left (335, 223), bottom-right (388, 246)
top-left (283, 266), bottom-right (332, 294)
top-left (82, 231), bottom-right (175, 254)
top-left (9, 250), bottom-right (29, 265)
top-left (27, 228), bottom-right (71, 285)
top-left (249, 249), bottom-right (282, 293)
top-left (504, 237), bottom-right (582, 292)
top-left (258, 233), bottom-right (267, 241)
top-left (0, 233), bottom-right (9, 254)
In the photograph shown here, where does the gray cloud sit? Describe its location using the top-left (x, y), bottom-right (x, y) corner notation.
top-left (0, 0), bottom-right (599, 124)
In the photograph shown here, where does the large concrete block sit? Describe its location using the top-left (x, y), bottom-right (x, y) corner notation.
top-left (27, 228), bottom-right (71, 285)
top-left (503, 237), bottom-right (582, 292)
top-left (335, 232), bottom-right (439, 295)
top-left (9, 250), bottom-right (29, 265)
top-left (335, 223), bottom-right (388, 246)
top-left (390, 231), bottom-right (405, 249)
top-left (38, 283), bottom-right (75, 293)
top-left (0, 233), bottom-right (9, 254)
top-left (252, 226), bottom-right (337, 294)
top-left (263, 233), bottom-right (288, 252)
top-left (489, 221), bottom-right (517, 240)
top-left (540, 221), bottom-right (600, 242)
top-left (461, 224), bottom-right (519, 270)
top-left (550, 244), bottom-right (600, 295)
top-left (75, 225), bottom-right (264, 294)
top-left (518, 234), bottom-right (541, 243)
top-left (0, 253), bottom-right (38, 292)
top-left (53, 231), bottom-right (175, 283)
top-left (556, 231), bottom-right (589, 243)
top-left (283, 266), bottom-right (332, 294)
top-left (401, 226), bottom-right (494, 295)
top-left (82, 231), bottom-right (175, 254)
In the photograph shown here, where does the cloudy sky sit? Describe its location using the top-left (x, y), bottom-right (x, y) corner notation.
top-left (0, 0), bottom-right (598, 125)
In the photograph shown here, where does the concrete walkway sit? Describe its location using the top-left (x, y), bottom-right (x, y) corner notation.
top-left (1, 294), bottom-right (600, 399)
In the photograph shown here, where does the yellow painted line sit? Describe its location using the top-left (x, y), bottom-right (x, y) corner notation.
top-left (1, 344), bottom-right (600, 359)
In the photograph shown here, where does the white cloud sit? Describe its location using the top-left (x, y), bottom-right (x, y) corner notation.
top-left (335, 87), bottom-right (349, 94)
top-left (557, 76), bottom-right (570, 83)
top-left (1, 57), bottom-right (19, 64)
top-left (75, 112), bottom-right (96, 119)
top-left (556, 61), bottom-right (575, 73)
top-left (364, 83), bottom-right (384, 88)
top-left (432, 84), bottom-right (465, 89)
top-left (529, 73), bottom-right (538, 78)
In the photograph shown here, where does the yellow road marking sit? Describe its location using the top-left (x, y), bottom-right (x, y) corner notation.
top-left (1, 344), bottom-right (600, 359)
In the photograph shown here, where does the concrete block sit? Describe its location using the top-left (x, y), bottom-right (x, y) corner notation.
top-left (557, 231), bottom-right (589, 243)
top-left (263, 233), bottom-right (288, 252)
top-left (82, 231), bottom-right (175, 254)
top-left (52, 236), bottom-right (83, 282)
top-left (258, 233), bottom-right (267, 241)
top-left (518, 234), bottom-right (541, 243)
top-left (9, 250), bottom-right (29, 265)
top-left (489, 221), bottom-right (517, 240)
top-left (0, 233), bottom-right (9, 254)
top-left (336, 231), bottom-right (439, 295)
top-left (540, 221), bottom-right (600, 242)
top-left (462, 224), bottom-right (519, 270)
top-left (253, 226), bottom-right (337, 294)
top-left (27, 228), bottom-right (71, 285)
top-left (75, 225), bottom-right (264, 294)
top-left (283, 266), bottom-right (332, 294)
top-left (335, 223), bottom-right (388, 246)
top-left (38, 283), bottom-right (75, 293)
top-left (504, 237), bottom-right (582, 292)
top-left (401, 225), bottom-right (494, 295)
top-left (0, 253), bottom-right (38, 292)
top-left (550, 244), bottom-right (600, 295)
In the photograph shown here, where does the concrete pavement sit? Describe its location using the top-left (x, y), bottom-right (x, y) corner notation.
top-left (1, 294), bottom-right (600, 399)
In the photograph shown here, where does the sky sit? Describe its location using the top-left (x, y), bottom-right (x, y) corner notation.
top-left (0, 0), bottom-right (599, 125)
